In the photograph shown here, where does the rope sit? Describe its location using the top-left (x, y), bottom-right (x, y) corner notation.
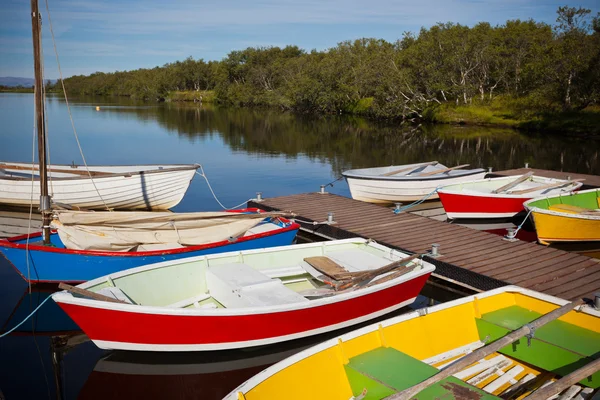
top-left (195, 168), bottom-right (252, 210)
top-left (26, 89), bottom-right (38, 293)
top-left (323, 176), bottom-right (344, 188)
top-left (44, 0), bottom-right (110, 211)
top-left (292, 217), bottom-right (332, 226)
top-left (0, 296), bottom-right (53, 339)
top-left (511, 208), bottom-right (534, 238)
top-left (393, 187), bottom-right (440, 214)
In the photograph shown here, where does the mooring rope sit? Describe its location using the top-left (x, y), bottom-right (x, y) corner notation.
top-left (393, 187), bottom-right (440, 214)
top-left (323, 175), bottom-right (344, 188)
top-left (0, 296), bottom-right (53, 339)
top-left (195, 167), bottom-right (252, 210)
top-left (510, 208), bottom-right (534, 238)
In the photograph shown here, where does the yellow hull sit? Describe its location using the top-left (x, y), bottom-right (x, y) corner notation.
top-left (532, 210), bottom-right (600, 245)
top-left (227, 287), bottom-right (600, 400)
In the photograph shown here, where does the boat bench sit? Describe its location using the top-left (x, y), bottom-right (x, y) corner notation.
top-left (206, 263), bottom-right (309, 308)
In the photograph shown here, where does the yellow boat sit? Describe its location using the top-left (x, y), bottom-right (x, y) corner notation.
top-left (524, 188), bottom-right (600, 245)
top-left (225, 286), bottom-right (600, 400)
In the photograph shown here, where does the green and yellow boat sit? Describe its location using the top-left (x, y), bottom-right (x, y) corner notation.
top-left (524, 188), bottom-right (600, 245)
top-left (225, 286), bottom-right (600, 400)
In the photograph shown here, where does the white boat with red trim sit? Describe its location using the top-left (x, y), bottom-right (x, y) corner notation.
top-left (438, 174), bottom-right (583, 219)
top-left (342, 162), bottom-right (486, 203)
top-left (52, 238), bottom-right (434, 352)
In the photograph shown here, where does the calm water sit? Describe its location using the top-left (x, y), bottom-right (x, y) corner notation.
top-left (0, 93), bottom-right (598, 399)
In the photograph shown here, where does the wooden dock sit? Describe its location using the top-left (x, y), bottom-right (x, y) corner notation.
top-left (250, 190), bottom-right (600, 301)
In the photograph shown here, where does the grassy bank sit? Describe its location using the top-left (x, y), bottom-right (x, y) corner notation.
top-left (165, 90), bottom-right (216, 103)
top-left (428, 98), bottom-right (600, 137)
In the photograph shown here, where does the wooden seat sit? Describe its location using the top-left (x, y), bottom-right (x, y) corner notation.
top-left (548, 204), bottom-right (593, 214)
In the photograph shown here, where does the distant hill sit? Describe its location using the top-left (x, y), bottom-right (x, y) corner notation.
top-left (0, 77), bottom-right (55, 87)
top-left (0, 77), bottom-right (35, 87)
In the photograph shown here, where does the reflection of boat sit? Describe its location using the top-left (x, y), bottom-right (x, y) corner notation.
top-left (0, 209), bottom-right (299, 283)
top-left (438, 175), bottom-right (582, 219)
top-left (524, 188), bottom-right (600, 245)
top-left (0, 162), bottom-right (200, 211)
top-left (453, 218), bottom-right (538, 242)
top-left (342, 162), bottom-right (486, 203)
top-left (79, 343), bottom-right (317, 400)
top-left (225, 286), bottom-right (600, 400)
top-left (53, 238), bottom-right (434, 351)
top-left (1, 287), bottom-right (79, 334)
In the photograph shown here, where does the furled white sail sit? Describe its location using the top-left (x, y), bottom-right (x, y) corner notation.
top-left (51, 211), bottom-right (278, 252)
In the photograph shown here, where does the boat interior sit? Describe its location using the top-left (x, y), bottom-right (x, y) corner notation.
top-left (445, 175), bottom-right (582, 196)
top-left (82, 242), bottom-right (426, 309)
top-left (528, 189), bottom-right (600, 214)
top-left (236, 290), bottom-right (599, 400)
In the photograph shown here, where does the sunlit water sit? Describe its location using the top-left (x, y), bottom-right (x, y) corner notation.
top-left (0, 93), bottom-right (597, 399)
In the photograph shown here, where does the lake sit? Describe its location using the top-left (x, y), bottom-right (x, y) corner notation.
top-left (0, 93), bottom-right (597, 399)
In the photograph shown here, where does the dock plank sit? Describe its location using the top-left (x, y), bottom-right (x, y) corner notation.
top-left (250, 191), bottom-right (600, 300)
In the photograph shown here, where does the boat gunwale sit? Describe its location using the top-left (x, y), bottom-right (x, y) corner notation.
top-left (223, 285), bottom-right (600, 399)
top-left (0, 163), bottom-right (200, 182)
top-left (342, 168), bottom-right (486, 182)
top-left (0, 209), bottom-right (299, 257)
top-left (523, 188), bottom-right (600, 221)
top-left (437, 175), bottom-right (584, 199)
top-left (51, 238), bottom-right (435, 316)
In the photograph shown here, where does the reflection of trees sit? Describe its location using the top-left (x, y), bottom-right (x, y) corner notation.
top-left (56, 96), bottom-right (599, 176)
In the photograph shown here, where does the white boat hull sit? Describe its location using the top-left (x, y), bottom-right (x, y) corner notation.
top-left (345, 172), bottom-right (487, 203)
top-left (0, 162), bottom-right (198, 210)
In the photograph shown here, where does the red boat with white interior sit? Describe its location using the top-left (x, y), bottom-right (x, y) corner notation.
top-left (52, 238), bottom-right (434, 352)
top-left (438, 174), bottom-right (582, 219)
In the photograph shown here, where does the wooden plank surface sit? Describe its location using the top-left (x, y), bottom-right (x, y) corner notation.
top-left (490, 168), bottom-right (600, 189)
top-left (251, 192), bottom-right (600, 300)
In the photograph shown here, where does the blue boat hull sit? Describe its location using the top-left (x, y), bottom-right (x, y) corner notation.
top-left (0, 222), bottom-right (298, 283)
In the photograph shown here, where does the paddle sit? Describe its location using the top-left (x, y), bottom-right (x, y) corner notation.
top-left (381, 161), bottom-right (439, 177)
top-left (523, 357), bottom-right (600, 400)
top-left (335, 253), bottom-right (422, 291)
top-left (385, 298), bottom-right (586, 400)
top-left (418, 164), bottom-right (470, 177)
top-left (58, 282), bottom-right (128, 304)
top-left (491, 172), bottom-right (535, 194)
top-left (0, 163), bottom-right (114, 177)
top-left (507, 179), bottom-right (584, 195)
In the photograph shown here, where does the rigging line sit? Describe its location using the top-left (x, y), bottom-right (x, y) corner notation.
top-left (43, 0), bottom-right (110, 211)
top-left (40, 34), bottom-right (54, 197)
top-left (26, 87), bottom-right (38, 293)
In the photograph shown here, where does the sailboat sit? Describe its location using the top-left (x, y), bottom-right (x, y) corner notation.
top-left (0, 0), bottom-right (299, 283)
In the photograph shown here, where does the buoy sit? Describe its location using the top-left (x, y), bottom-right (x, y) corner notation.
top-left (96, 106), bottom-right (100, 111)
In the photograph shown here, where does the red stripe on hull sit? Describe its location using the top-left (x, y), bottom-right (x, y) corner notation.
top-left (57, 274), bottom-right (430, 347)
top-left (439, 192), bottom-right (530, 216)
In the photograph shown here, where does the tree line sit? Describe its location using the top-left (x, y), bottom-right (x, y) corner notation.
top-left (51, 6), bottom-right (600, 120)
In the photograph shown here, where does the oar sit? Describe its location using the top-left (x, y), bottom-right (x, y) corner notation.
top-left (418, 164), bottom-right (470, 177)
top-left (523, 357), bottom-right (600, 400)
top-left (58, 282), bottom-right (128, 304)
top-left (385, 298), bottom-right (586, 400)
top-left (507, 179), bottom-right (584, 195)
top-left (0, 163), bottom-right (114, 177)
top-left (491, 172), bottom-right (535, 194)
top-left (335, 253), bottom-right (422, 291)
top-left (382, 161), bottom-right (439, 177)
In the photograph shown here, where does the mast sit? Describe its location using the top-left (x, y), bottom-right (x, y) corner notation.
top-left (31, 0), bottom-right (51, 244)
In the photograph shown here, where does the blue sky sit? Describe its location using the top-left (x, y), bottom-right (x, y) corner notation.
top-left (1, 0), bottom-right (598, 79)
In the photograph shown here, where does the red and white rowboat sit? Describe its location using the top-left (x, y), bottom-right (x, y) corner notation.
top-left (438, 174), bottom-right (583, 219)
top-left (52, 238), bottom-right (434, 352)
